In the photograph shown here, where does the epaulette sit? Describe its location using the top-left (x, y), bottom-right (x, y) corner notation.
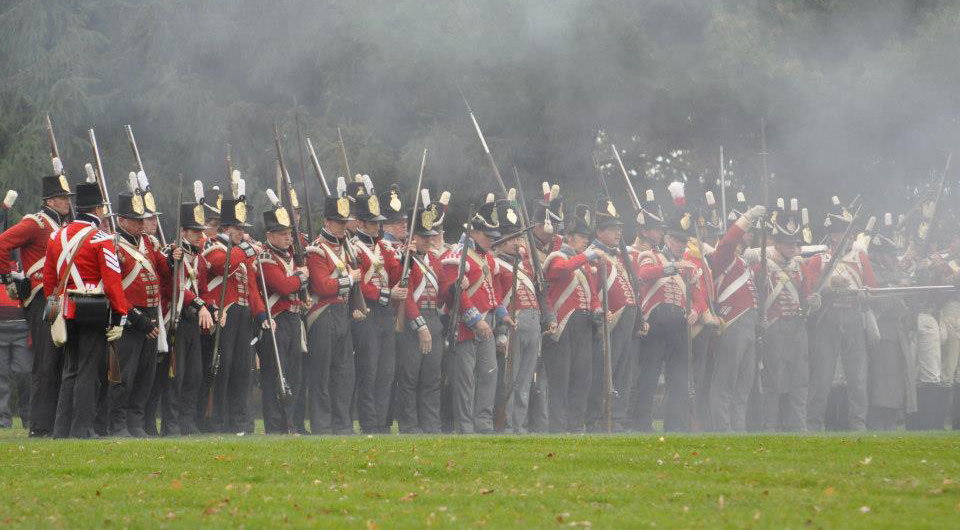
top-left (203, 238), bottom-right (220, 250)
top-left (238, 241), bottom-right (256, 258)
top-left (258, 251), bottom-right (277, 266)
top-left (22, 213), bottom-right (44, 228)
top-left (147, 234), bottom-right (161, 251)
top-left (90, 231), bottom-right (113, 244)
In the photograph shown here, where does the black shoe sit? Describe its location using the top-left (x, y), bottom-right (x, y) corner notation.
top-left (110, 428), bottom-right (133, 438)
top-left (162, 425), bottom-right (181, 437)
top-left (28, 430), bottom-right (51, 438)
top-left (180, 423), bottom-right (200, 435)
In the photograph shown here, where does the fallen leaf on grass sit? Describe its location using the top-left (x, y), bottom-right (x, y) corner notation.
top-left (366, 520), bottom-right (379, 530)
top-left (547, 452), bottom-right (556, 458)
top-left (557, 512), bottom-right (570, 523)
top-left (860, 457), bottom-right (872, 465)
top-left (170, 480), bottom-right (182, 490)
top-left (400, 492), bottom-right (417, 502)
top-left (165, 511), bottom-right (176, 520)
top-left (479, 488), bottom-right (494, 495)
top-left (717, 495), bottom-right (724, 509)
top-left (753, 511), bottom-right (762, 520)
top-left (822, 487), bottom-right (835, 497)
top-left (859, 506), bottom-right (871, 514)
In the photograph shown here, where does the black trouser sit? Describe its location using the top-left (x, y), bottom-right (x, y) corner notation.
top-left (395, 311), bottom-right (443, 433)
top-left (544, 310), bottom-right (592, 433)
top-left (690, 327), bottom-right (715, 432)
top-left (352, 304), bottom-right (397, 433)
top-left (260, 311), bottom-right (304, 434)
top-left (54, 320), bottom-right (107, 438)
top-left (26, 296), bottom-right (62, 435)
top-left (162, 314), bottom-right (203, 434)
top-left (587, 305), bottom-right (637, 432)
top-left (107, 307), bottom-right (159, 434)
top-left (633, 304), bottom-right (690, 432)
top-left (197, 332), bottom-right (214, 431)
top-left (307, 304), bottom-right (354, 434)
top-left (211, 304), bottom-right (254, 433)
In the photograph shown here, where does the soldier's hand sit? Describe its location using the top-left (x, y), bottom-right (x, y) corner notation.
top-left (198, 306), bottom-right (214, 331)
top-left (261, 319), bottom-right (276, 331)
top-left (106, 325), bottom-right (123, 342)
top-left (390, 286), bottom-right (408, 301)
top-left (687, 309), bottom-right (699, 327)
top-left (460, 276), bottom-right (470, 290)
top-left (676, 260), bottom-right (697, 272)
top-left (4, 283), bottom-right (16, 300)
top-left (473, 319), bottom-right (493, 342)
top-left (635, 320), bottom-right (650, 337)
top-left (147, 326), bottom-right (161, 339)
top-left (297, 266), bottom-right (309, 277)
top-left (349, 268), bottom-right (361, 283)
top-left (543, 320), bottom-right (558, 336)
top-left (829, 275), bottom-right (850, 291)
top-left (417, 327), bottom-right (432, 354)
top-left (502, 315), bottom-right (517, 329)
top-left (218, 309), bottom-right (228, 327)
top-left (171, 246), bottom-right (184, 262)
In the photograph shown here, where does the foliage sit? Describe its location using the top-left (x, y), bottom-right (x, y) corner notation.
top-left (1, 1), bottom-right (959, 233)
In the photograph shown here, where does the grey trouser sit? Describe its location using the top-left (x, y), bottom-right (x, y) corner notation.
top-left (587, 305), bottom-right (637, 431)
top-left (452, 314), bottom-right (497, 434)
top-left (494, 309), bottom-right (541, 433)
top-left (808, 307), bottom-right (867, 431)
top-left (260, 311), bottom-right (305, 434)
top-left (544, 310), bottom-right (592, 432)
top-left (632, 304), bottom-right (689, 432)
top-left (352, 304), bottom-right (397, 433)
top-left (526, 357), bottom-right (549, 432)
top-left (26, 296), bottom-right (61, 434)
top-left (395, 310), bottom-right (443, 433)
top-left (940, 301), bottom-right (960, 386)
top-left (0, 319), bottom-right (30, 427)
top-left (709, 309), bottom-right (757, 432)
top-left (307, 304), bottom-right (355, 434)
top-left (107, 308), bottom-right (159, 433)
top-left (212, 304), bottom-right (254, 433)
top-left (761, 317), bottom-right (808, 431)
top-left (690, 327), bottom-right (715, 431)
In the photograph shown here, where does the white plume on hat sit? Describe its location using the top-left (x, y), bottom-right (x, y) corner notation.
top-left (336, 176), bottom-right (347, 197)
top-left (439, 191), bottom-right (451, 207)
top-left (645, 189), bottom-right (655, 202)
top-left (507, 188), bottom-right (516, 201)
top-left (362, 174), bottom-right (375, 195)
top-left (193, 180), bottom-right (205, 203)
top-left (266, 188), bottom-right (281, 207)
top-left (667, 181), bottom-right (685, 207)
top-left (128, 171), bottom-right (140, 193)
top-left (84, 163), bottom-right (97, 183)
top-left (420, 189), bottom-right (431, 208)
top-left (884, 212), bottom-right (893, 226)
top-left (790, 198), bottom-right (798, 212)
top-left (137, 170), bottom-right (149, 190)
top-left (541, 182), bottom-right (550, 201)
top-left (236, 178), bottom-right (246, 199)
top-left (705, 191), bottom-right (716, 206)
top-left (485, 193), bottom-right (495, 204)
top-left (801, 208), bottom-right (810, 226)
top-left (52, 157), bottom-right (63, 175)
top-left (549, 185), bottom-right (559, 201)
top-left (3, 190), bottom-right (18, 209)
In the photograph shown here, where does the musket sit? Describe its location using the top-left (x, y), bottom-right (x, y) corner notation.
top-left (295, 114), bottom-right (314, 241)
top-left (610, 144), bottom-right (642, 212)
top-left (87, 129), bottom-right (117, 232)
top-left (124, 125), bottom-right (167, 245)
top-left (512, 168), bottom-right (551, 327)
top-left (592, 205), bottom-right (614, 434)
top-left (256, 253), bottom-right (292, 401)
top-left (226, 143), bottom-right (234, 179)
top-left (458, 85), bottom-right (508, 195)
top-left (337, 127), bottom-right (352, 179)
top-left (306, 138), bottom-right (332, 196)
top-left (444, 232), bottom-right (473, 356)
top-left (493, 243), bottom-right (521, 432)
top-left (46, 117), bottom-right (75, 221)
top-left (719, 145), bottom-right (727, 230)
top-left (756, 118), bottom-right (770, 395)
top-left (168, 175), bottom-right (184, 379)
top-left (273, 123), bottom-right (309, 303)
top-left (918, 152), bottom-right (953, 258)
top-left (832, 285), bottom-right (958, 298)
top-left (395, 148), bottom-right (428, 332)
top-left (206, 236), bottom-right (234, 418)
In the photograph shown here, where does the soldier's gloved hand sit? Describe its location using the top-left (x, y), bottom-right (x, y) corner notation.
top-left (417, 326), bottom-right (432, 354)
top-left (106, 326), bottom-right (123, 342)
top-left (806, 292), bottom-right (822, 311)
top-left (0, 272), bottom-right (11, 284)
top-left (5, 283), bottom-right (17, 300)
top-left (744, 205), bottom-right (767, 223)
top-left (583, 249), bottom-right (601, 262)
top-left (127, 308), bottom-right (155, 332)
top-left (14, 276), bottom-right (30, 300)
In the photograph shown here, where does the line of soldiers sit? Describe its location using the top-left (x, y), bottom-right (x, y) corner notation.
top-left (2, 164), bottom-right (959, 437)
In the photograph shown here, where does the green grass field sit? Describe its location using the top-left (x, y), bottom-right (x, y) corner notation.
top-left (1, 423), bottom-right (958, 528)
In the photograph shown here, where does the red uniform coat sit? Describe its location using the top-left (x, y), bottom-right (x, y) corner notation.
top-left (0, 208), bottom-right (64, 304)
top-left (42, 214), bottom-right (127, 319)
top-left (114, 231), bottom-right (168, 311)
top-left (201, 234), bottom-right (266, 320)
top-left (542, 246), bottom-right (600, 339)
top-left (802, 248), bottom-right (876, 304)
top-left (708, 224), bottom-right (757, 325)
top-left (404, 251), bottom-right (446, 329)
top-left (352, 231), bottom-right (402, 307)
top-left (305, 230), bottom-right (353, 327)
top-left (440, 243), bottom-right (506, 343)
top-left (634, 249), bottom-right (703, 320)
top-left (256, 244), bottom-right (306, 317)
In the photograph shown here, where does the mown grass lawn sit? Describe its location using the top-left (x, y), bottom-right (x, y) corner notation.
top-left (1, 425), bottom-right (958, 528)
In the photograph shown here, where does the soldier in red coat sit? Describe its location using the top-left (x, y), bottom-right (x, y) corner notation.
top-left (103, 192), bottom-right (167, 437)
top-left (541, 205), bottom-right (602, 432)
top-left (396, 196), bottom-right (448, 433)
top-left (0, 175), bottom-right (73, 436)
top-left (305, 180), bottom-right (361, 435)
top-left (255, 192), bottom-right (309, 434)
top-left (162, 192), bottom-right (213, 435)
top-left (43, 180), bottom-right (128, 439)
top-left (350, 179), bottom-right (405, 434)
top-left (201, 189), bottom-right (268, 434)
top-left (585, 196), bottom-right (639, 432)
top-left (440, 198), bottom-right (513, 434)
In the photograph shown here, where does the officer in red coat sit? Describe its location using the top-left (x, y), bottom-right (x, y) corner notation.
top-left (305, 179), bottom-right (361, 434)
top-left (0, 175), bottom-right (72, 436)
top-left (201, 188), bottom-right (268, 434)
top-left (43, 179), bottom-right (128, 439)
top-left (256, 191), bottom-right (309, 434)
